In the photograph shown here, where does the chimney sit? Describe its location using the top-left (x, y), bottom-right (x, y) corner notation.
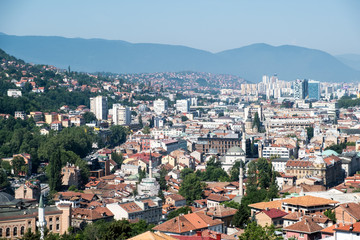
top-left (196, 231), bottom-right (201, 236)
top-left (350, 224), bottom-right (354, 231)
top-left (216, 233), bottom-right (221, 240)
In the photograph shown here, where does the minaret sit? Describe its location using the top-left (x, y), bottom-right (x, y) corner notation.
top-left (239, 163), bottom-right (244, 197)
top-left (149, 152), bottom-right (153, 179)
top-left (242, 124), bottom-right (246, 156)
top-left (37, 195), bottom-right (47, 240)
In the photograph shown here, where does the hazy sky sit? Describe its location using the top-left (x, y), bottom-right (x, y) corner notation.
top-left (1, 0), bottom-right (359, 55)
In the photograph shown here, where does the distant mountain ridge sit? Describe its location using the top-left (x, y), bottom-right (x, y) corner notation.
top-left (0, 33), bottom-right (359, 82)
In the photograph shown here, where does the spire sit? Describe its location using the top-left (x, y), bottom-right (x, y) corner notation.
top-left (39, 194), bottom-right (44, 208)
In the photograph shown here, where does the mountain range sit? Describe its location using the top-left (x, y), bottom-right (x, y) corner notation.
top-left (0, 33), bottom-right (359, 83)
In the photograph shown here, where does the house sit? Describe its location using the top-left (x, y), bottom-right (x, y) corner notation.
top-left (15, 181), bottom-right (41, 201)
top-left (206, 194), bottom-right (231, 208)
top-left (334, 202), bottom-right (360, 225)
top-left (281, 195), bottom-right (338, 214)
top-left (152, 211), bottom-right (224, 236)
top-left (254, 208), bottom-right (288, 228)
top-left (283, 218), bottom-right (323, 240)
top-left (71, 207), bottom-right (113, 229)
top-left (54, 192), bottom-right (98, 208)
top-left (165, 194), bottom-right (186, 207)
top-left (249, 199), bottom-right (286, 217)
top-left (334, 222), bottom-right (360, 240)
top-left (107, 197), bottom-right (162, 224)
top-left (283, 212), bottom-right (333, 228)
top-left (128, 231), bottom-right (178, 240)
top-left (204, 205), bottom-right (237, 227)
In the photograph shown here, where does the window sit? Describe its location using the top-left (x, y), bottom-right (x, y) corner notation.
top-left (21, 226), bottom-right (25, 235)
top-left (56, 217), bottom-right (59, 221)
top-left (28, 221), bottom-right (31, 225)
top-left (56, 224), bottom-right (60, 231)
top-left (0, 228), bottom-right (2, 237)
top-left (299, 233), bottom-right (304, 237)
top-left (6, 228), bottom-right (10, 237)
top-left (49, 217), bottom-right (53, 222)
top-left (13, 227), bottom-right (17, 236)
top-left (49, 225), bottom-right (53, 231)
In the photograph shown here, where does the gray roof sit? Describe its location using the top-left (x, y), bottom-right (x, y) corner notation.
top-left (0, 192), bottom-right (21, 207)
top-left (227, 146), bottom-right (245, 155)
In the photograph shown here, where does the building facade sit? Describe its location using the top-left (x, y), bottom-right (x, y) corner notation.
top-left (90, 96), bottom-right (108, 120)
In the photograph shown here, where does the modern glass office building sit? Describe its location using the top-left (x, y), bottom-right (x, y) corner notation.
top-left (308, 80), bottom-right (320, 100)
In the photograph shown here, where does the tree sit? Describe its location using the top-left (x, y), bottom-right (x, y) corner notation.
top-left (82, 112), bottom-right (97, 123)
top-left (138, 167), bottom-right (146, 182)
top-left (232, 203), bottom-right (250, 228)
top-left (179, 173), bottom-right (204, 203)
top-left (324, 209), bottom-right (336, 222)
top-left (239, 222), bottom-right (282, 240)
top-left (138, 115), bottom-right (143, 128)
top-left (158, 167), bottom-right (168, 191)
top-left (48, 149), bottom-right (63, 191)
top-left (181, 116), bottom-right (188, 122)
top-left (0, 169), bottom-right (10, 190)
top-left (167, 206), bottom-right (192, 219)
top-left (306, 126), bottom-right (314, 142)
top-left (142, 125), bottom-right (151, 134)
top-left (12, 156), bottom-right (26, 176)
top-left (252, 112), bottom-right (261, 130)
top-left (111, 152), bottom-right (124, 167)
top-left (109, 125), bottom-right (127, 147)
top-left (180, 168), bottom-right (194, 180)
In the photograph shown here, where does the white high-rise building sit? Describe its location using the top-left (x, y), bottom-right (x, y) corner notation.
top-left (153, 99), bottom-right (168, 115)
top-left (113, 104), bottom-right (131, 125)
top-left (176, 99), bottom-right (190, 113)
top-left (90, 96), bottom-right (107, 120)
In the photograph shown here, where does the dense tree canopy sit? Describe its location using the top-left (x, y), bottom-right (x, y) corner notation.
top-left (179, 173), bottom-right (204, 203)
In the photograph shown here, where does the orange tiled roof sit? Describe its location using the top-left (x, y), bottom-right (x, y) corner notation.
top-left (282, 195), bottom-right (338, 207)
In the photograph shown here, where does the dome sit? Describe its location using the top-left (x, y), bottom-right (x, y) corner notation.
top-left (227, 146), bottom-right (245, 155)
top-left (322, 149), bottom-right (339, 157)
top-left (0, 192), bottom-right (20, 207)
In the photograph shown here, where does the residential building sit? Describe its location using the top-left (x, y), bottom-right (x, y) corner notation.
top-left (255, 208), bottom-right (288, 228)
top-left (154, 99), bottom-right (168, 115)
top-left (152, 211), bottom-right (224, 235)
top-left (283, 218), bottom-right (323, 240)
top-left (14, 111), bottom-right (26, 120)
top-left (107, 197), bottom-right (162, 224)
top-left (7, 89), bottom-right (22, 98)
top-left (165, 194), bottom-right (186, 207)
top-left (90, 96), bottom-right (108, 120)
top-left (262, 145), bottom-right (294, 159)
top-left (176, 99), bottom-right (190, 113)
top-left (334, 202), bottom-right (360, 225)
top-left (285, 155), bottom-right (343, 187)
top-left (112, 104), bottom-right (131, 125)
top-left (334, 222), bottom-right (360, 240)
top-left (15, 181), bottom-right (41, 201)
top-left (71, 207), bottom-right (113, 229)
top-left (294, 79), bottom-right (308, 100)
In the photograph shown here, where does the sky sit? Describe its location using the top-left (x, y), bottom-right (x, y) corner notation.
top-left (0, 0), bottom-right (360, 55)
